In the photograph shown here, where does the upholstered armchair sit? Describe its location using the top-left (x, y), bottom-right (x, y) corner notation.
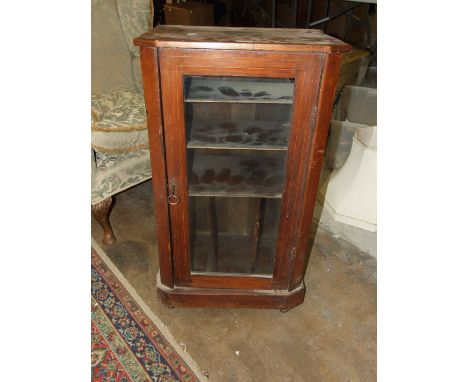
top-left (91, 0), bottom-right (153, 244)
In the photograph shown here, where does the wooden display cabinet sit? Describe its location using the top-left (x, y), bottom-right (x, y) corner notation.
top-left (134, 26), bottom-right (350, 310)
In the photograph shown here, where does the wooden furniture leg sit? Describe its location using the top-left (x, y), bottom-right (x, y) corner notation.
top-left (92, 196), bottom-right (116, 245)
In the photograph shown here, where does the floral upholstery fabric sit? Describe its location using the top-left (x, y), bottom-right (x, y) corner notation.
top-left (95, 150), bottom-right (147, 169)
top-left (91, 0), bottom-right (153, 207)
top-left (92, 149), bottom-right (152, 204)
top-left (91, 89), bottom-right (148, 154)
top-left (116, 0), bottom-right (153, 93)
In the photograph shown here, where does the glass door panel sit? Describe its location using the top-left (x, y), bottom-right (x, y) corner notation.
top-left (183, 76), bottom-right (295, 276)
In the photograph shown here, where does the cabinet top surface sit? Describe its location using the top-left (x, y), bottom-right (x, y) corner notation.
top-left (133, 25), bottom-right (351, 54)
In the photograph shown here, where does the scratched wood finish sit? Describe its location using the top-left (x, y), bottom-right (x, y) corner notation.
top-left (139, 48), bottom-right (173, 288)
top-left (270, 53), bottom-right (324, 290)
top-left (136, 27), bottom-right (350, 309)
top-left (157, 272), bottom-right (305, 310)
top-left (289, 54), bottom-right (343, 290)
top-left (159, 48), bottom-right (324, 292)
top-left (134, 25), bottom-right (351, 54)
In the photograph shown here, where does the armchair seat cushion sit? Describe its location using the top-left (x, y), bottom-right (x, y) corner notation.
top-left (92, 148), bottom-right (152, 204)
top-left (91, 89), bottom-right (148, 154)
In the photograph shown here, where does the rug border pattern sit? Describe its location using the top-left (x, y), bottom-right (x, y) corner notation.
top-left (92, 295), bottom-right (153, 381)
top-left (92, 239), bottom-right (207, 382)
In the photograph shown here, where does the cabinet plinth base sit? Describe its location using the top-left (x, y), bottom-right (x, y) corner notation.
top-left (156, 272), bottom-right (305, 310)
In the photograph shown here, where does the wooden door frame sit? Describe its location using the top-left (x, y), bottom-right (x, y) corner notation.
top-left (157, 47), bottom-right (327, 290)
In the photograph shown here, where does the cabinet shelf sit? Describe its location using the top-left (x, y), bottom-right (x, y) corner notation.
top-left (187, 119), bottom-right (290, 150)
top-left (185, 77), bottom-right (294, 104)
top-left (189, 152), bottom-right (285, 198)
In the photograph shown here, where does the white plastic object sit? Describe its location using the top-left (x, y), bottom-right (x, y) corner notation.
top-left (328, 86), bottom-right (377, 169)
top-left (327, 120), bottom-right (362, 169)
top-left (356, 125), bottom-right (377, 149)
top-left (321, 125), bottom-right (377, 232)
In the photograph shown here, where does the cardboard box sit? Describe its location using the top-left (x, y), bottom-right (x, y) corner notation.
top-left (164, 2), bottom-right (214, 26)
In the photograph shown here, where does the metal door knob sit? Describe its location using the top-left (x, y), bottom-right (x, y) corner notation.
top-left (168, 194), bottom-right (180, 205)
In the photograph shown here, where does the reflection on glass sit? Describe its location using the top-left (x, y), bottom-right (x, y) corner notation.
top-left (184, 76), bottom-right (294, 275)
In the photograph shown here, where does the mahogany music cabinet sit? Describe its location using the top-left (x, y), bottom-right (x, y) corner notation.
top-left (134, 26), bottom-right (350, 310)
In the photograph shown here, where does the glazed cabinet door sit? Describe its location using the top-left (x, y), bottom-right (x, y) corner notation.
top-left (159, 48), bottom-right (325, 290)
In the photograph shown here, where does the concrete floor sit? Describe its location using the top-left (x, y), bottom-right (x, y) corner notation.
top-left (91, 181), bottom-right (376, 381)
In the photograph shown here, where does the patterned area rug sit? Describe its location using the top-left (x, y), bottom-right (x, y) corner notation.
top-left (91, 242), bottom-right (205, 382)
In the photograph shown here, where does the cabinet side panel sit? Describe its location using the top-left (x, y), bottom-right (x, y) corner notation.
top-left (140, 47), bottom-right (173, 288)
top-left (290, 53), bottom-right (343, 290)
top-left (271, 56), bottom-right (324, 289)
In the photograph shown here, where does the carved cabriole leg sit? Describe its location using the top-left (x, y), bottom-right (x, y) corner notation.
top-left (92, 197), bottom-right (116, 245)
